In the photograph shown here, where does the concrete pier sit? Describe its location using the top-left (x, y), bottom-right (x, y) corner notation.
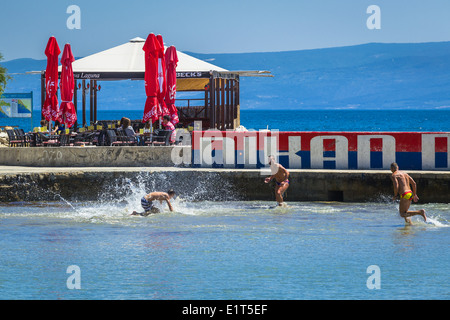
top-left (1, 166), bottom-right (449, 203)
top-left (0, 146), bottom-right (191, 167)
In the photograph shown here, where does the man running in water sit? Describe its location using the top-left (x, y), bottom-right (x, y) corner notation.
top-left (131, 189), bottom-right (175, 216)
top-left (390, 162), bottom-right (426, 224)
top-left (264, 155), bottom-right (290, 206)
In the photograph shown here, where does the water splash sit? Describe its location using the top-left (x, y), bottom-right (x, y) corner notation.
top-left (423, 213), bottom-right (449, 228)
top-left (20, 170), bottom-right (243, 223)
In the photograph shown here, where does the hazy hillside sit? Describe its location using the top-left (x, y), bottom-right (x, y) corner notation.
top-left (188, 42), bottom-right (450, 109)
top-left (3, 42), bottom-right (450, 110)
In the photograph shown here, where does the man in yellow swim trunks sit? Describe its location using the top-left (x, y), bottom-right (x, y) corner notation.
top-left (390, 162), bottom-right (426, 224)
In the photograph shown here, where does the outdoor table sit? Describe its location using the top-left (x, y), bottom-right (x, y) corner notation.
top-left (38, 132), bottom-right (60, 147)
top-left (28, 131), bottom-right (53, 147)
top-left (138, 132), bottom-right (153, 145)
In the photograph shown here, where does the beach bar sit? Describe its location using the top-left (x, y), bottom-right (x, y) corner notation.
top-left (39, 37), bottom-right (270, 130)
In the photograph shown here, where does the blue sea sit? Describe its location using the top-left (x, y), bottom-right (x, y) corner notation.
top-left (0, 192), bottom-right (449, 300)
top-left (1, 108), bottom-right (450, 132)
top-left (1, 108), bottom-right (449, 301)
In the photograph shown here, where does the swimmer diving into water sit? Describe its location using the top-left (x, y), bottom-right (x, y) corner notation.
top-left (264, 155), bottom-right (290, 206)
top-left (390, 162), bottom-right (426, 224)
top-left (131, 189), bottom-right (175, 216)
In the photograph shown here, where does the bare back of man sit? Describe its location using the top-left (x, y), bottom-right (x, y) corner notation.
top-left (390, 163), bottom-right (426, 224)
top-left (264, 156), bottom-right (290, 206)
top-left (131, 190), bottom-right (175, 216)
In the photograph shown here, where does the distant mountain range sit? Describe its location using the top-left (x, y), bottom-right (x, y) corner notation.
top-left (3, 42), bottom-right (450, 110)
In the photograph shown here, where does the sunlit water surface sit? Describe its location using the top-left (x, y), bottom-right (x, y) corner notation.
top-left (0, 194), bottom-right (449, 300)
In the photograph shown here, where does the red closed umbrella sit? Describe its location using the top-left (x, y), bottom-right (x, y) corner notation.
top-left (59, 44), bottom-right (77, 128)
top-left (165, 46), bottom-right (179, 125)
top-left (142, 33), bottom-right (161, 124)
top-left (42, 36), bottom-right (61, 122)
top-left (156, 34), bottom-right (169, 117)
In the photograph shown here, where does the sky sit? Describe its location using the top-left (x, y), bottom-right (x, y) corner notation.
top-left (1, 0), bottom-right (450, 61)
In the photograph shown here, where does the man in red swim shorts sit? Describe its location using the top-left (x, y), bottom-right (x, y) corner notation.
top-left (264, 155), bottom-right (290, 206)
top-left (390, 162), bottom-right (426, 224)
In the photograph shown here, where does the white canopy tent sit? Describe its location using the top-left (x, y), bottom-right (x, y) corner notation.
top-left (66, 37), bottom-right (227, 72)
top-left (42, 36), bottom-right (271, 129)
top-left (58, 37), bottom-right (229, 91)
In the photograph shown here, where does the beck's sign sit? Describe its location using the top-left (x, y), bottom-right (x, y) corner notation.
top-left (191, 131), bottom-right (450, 170)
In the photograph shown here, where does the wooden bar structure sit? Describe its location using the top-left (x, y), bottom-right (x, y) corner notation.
top-left (39, 38), bottom-right (270, 130)
top-left (189, 71), bottom-right (240, 130)
top-left (41, 70), bottom-right (242, 130)
top-left (73, 79), bottom-right (78, 128)
top-left (82, 79), bottom-right (86, 127)
top-left (89, 80), bottom-right (94, 125)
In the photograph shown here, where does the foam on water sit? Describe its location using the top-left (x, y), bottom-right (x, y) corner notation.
top-left (419, 213), bottom-right (449, 228)
top-left (398, 206), bottom-right (450, 228)
top-left (2, 186), bottom-right (449, 232)
top-left (0, 170), bottom-right (243, 224)
top-left (426, 216), bottom-right (448, 227)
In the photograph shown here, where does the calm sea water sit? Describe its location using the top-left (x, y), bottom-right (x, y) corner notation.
top-left (0, 199), bottom-right (449, 300)
top-left (1, 109), bottom-right (450, 132)
top-left (0, 177), bottom-right (449, 300)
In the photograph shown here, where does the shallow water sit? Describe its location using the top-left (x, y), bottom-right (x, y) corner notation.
top-left (0, 196), bottom-right (448, 300)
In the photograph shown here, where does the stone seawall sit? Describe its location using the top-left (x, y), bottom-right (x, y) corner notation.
top-left (1, 166), bottom-right (449, 203)
top-left (0, 146), bottom-right (190, 167)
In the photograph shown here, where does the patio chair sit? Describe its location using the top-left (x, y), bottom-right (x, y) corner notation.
top-left (6, 129), bottom-right (21, 147)
top-left (59, 134), bottom-right (72, 146)
top-left (15, 128), bottom-right (31, 147)
top-left (151, 129), bottom-right (172, 146)
top-left (106, 129), bottom-right (124, 146)
top-left (116, 129), bottom-right (137, 146)
top-left (142, 133), bottom-right (153, 146)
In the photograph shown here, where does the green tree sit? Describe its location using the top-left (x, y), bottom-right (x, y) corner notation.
top-left (0, 52), bottom-right (12, 100)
